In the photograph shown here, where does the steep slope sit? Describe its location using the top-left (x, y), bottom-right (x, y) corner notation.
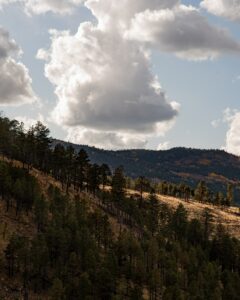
top-left (0, 158), bottom-right (240, 299)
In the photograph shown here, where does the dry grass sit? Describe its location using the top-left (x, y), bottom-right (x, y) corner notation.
top-left (0, 157), bottom-right (239, 299)
top-left (1, 157), bottom-right (240, 240)
top-left (127, 189), bottom-right (240, 239)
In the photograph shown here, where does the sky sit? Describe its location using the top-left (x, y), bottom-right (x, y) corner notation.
top-left (0, 0), bottom-right (240, 154)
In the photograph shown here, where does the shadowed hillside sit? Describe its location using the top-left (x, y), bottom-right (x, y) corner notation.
top-left (55, 140), bottom-right (240, 199)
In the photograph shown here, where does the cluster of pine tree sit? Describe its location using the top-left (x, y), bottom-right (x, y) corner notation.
top-left (0, 114), bottom-right (111, 195)
top-left (133, 177), bottom-right (235, 207)
top-left (0, 161), bottom-right (40, 216)
top-left (1, 164), bottom-right (240, 299)
top-left (194, 180), bottom-right (234, 206)
top-left (0, 113), bottom-right (240, 299)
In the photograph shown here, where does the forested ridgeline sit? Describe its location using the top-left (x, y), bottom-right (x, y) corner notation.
top-left (0, 115), bottom-right (240, 299)
top-left (0, 114), bottom-right (237, 207)
top-left (54, 140), bottom-right (240, 198)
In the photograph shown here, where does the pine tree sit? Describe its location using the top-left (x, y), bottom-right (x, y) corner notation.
top-left (135, 176), bottom-right (151, 207)
top-left (195, 181), bottom-right (209, 203)
top-left (100, 163), bottom-right (111, 190)
top-left (147, 190), bottom-right (160, 236)
top-left (75, 149), bottom-right (89, 191)
top-left (226, 183), bottom-right (234, 207)
top-left (65, 145), bottom-right (75, 193)
top-left (112, 167), bottom-right (126, 202)
top-left (32, 122), bottom-right (51, 171)
top-left (202, 208), bottom-right (213, 244)
top-left (86, 163), bottom-right (100, 195)
top-left (171, 204), bottom-right (188, 240)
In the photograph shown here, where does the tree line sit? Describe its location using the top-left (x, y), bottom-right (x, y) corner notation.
top-left (0, 114), bottom-right (236, 207)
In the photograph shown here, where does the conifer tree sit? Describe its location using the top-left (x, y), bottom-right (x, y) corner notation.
top-left (32, 122), bottom-right (51, 171)
top-left (100, 163), bottom-right (111, 190)
top-left (171, 204), bottom-right (188, 240)
top-left (112, 167), bottom-right (126, 202)
top-left (75, 149), bottom-right (89, 191)
top-left (226, 183), bottom-right (234, 207)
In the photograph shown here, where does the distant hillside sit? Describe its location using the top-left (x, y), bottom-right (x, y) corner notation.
top-left (54, 140), bottom-right (240, 198)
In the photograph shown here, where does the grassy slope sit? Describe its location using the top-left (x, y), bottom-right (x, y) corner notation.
top-left (128, 190), bottom-right (240, 239)
top-left (0, 158), bottom-right (239, 298)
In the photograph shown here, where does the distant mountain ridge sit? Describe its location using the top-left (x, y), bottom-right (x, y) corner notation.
top-left (54, 140), bottom-right (240, 196)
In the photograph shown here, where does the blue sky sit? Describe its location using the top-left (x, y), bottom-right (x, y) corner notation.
top-left (0, 0), bottom-right (240, 152)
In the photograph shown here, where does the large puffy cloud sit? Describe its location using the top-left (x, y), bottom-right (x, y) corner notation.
top-left (201, 0), bottom-right (240, 22)
top-left (85, 0), bottom-right (179, 28)
top-left (38, 24), bottom-right (178, 148)
top-left (0, 0), bottom-right (84, 14)
top-left (0, 27), bottom-right (36, 105)
top-left (224, 111), bottom-right (240, 156)
top-left (39, 25), bottom-right (177, 132)
top-left (86, 1), bottom-right (240, 60)
top-left (216, 108), bottom-right (240, 156)
top-left (0, 59), bottom-right (36, 105)
top-left (38, 0), bottom-right (240, 149)
top-left (126, 5), bottom-right (240, 60)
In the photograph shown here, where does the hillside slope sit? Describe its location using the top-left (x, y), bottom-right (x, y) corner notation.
top-left (1, 115), bottom-right (240, 299)
top-left (55, 140), bottom-right (240, 196)
top-left (126, 189), bottom-right (240, 239)
top-left (0, 158), bottom-right (240, 299)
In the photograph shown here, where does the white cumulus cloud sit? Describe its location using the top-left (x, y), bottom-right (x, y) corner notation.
top-left (201, 0), bottom-right (240, 22)
top-left (40, 26), bottom-right (178, 132)
top-left (85, 0), bottom-right (179, 28)
top-left (0, 27), bottom-right (36, 105)
top-left (126, 5), bottom-right (240, 60)
top-left (37, 0), bottom-right (240, 149)
top-left (38, 22), bottom-right (178, 149)
top-left (224, 111), bottom-right (240, 156)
